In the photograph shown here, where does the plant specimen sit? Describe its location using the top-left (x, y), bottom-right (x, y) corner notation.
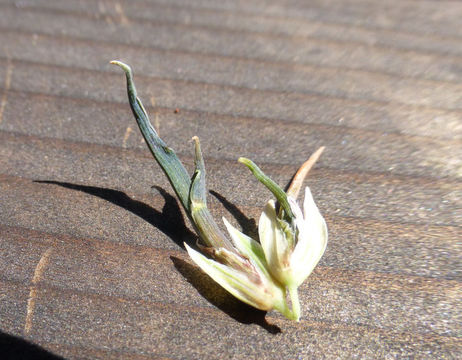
top-left (111, 61), bottom-right (327, 321)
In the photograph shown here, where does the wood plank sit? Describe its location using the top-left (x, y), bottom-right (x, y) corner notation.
top-left (0, 134), bottom-right (460, 226)
top-left (1, 91), bottom-right (461, 179)
top-left (1, 58), bottom-right (461, 142)
top-left (1, 224), bottom-right (460, 339)
top-left (1, 30), bottom-right (462, 111)
top-left (0, 0), bottom-right (461, 358)
top-left (2, 279), bottom-right (460, 359)
top-left (4, 0), bottom-right (462, 39)
top-left (0, 172), bottom-right (460, 279)
top-left (1, 4), bottom-right (462, 84)
top-left (4, 0), bottom-right (462, 57)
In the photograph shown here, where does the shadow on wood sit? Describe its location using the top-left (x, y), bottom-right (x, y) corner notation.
top-left (210, 190), bottom-right (258, 239)
top-left (35, 180), bottom-right (281, 333)
top-left (171, 256), bottom-right (281, 334)
top-left (0, 331), bottom-right (64, 360)
top-left (34, 180), bottom-right (197, 249)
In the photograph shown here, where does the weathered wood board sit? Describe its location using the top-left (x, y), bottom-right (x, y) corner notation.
top-left (0, 0), bottom-right (461, 358)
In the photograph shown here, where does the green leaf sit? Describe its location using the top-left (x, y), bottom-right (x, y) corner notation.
top-left (190, 170), bottom-right (234, 250)
top-left (189, 137), bottom-right (235, 251)
top-left (189, 136), bottom-right (207, 207)
top-left (238, 157), bottom-right (293, 219)
top-left (111, 60), bottom-right (192, 212)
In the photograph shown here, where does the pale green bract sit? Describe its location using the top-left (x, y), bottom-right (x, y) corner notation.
top-left (112, 60), bottom-right (327, 321)
top-left (258, 188), bottom-right (328, 320)
top-left (260, 188), bottom-right (328, 288)
top-left (185, 217), bottom-right (294, 319)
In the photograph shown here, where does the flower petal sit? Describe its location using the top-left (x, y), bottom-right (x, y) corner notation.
top-left (222, 217), bottom-right (270, 278)
top-left (185, 244), bottom-right (279, 311)
top-left (258, 200), bottom-right (282, 271)
top-left (290, 187), bottom-right (328, 285)
top-left (288, 196), bottom-right (304, 221)
top-left (288, 196), bottom-right (308, 237)
top-left (274, 218), bottom-right (290, 268)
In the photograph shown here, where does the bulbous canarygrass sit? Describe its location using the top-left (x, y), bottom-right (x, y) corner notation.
top-left (113, 60), bottom-right (327, 321)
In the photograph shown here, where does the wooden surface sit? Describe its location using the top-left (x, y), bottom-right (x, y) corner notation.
top-left (0, 0), bottom-right (461, 359)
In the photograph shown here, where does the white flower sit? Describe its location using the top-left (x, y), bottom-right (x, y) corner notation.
top-left (259, 187), bottom-right (328, 288)
top-left (257, 186), bottom-right (327, 321)
top-left (187, 187), bottom-right (327, 321)
top-left (185, 218), bottom-right (296, 319)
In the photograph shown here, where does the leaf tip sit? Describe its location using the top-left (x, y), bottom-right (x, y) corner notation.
top-left (110, 60), bottom-right (132, 75)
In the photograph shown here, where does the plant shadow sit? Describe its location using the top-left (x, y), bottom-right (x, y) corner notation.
top-left (0, 331), bottom-right (65, 360)
top-left (171, 256), bottom-right (281, 334)
top-left (35, 181), bottom-right (280, 333)
top-left (209, 190), bottom-right (258, 239)
top-left (34, 180), bottom-right (196, 249)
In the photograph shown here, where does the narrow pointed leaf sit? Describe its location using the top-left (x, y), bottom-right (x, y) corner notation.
top-left (111, 60), bottom-right (192, 212)
top-left (190, 174), bottom-right (235, 250)
top-left (190, 136), bottom-right (206, 205)
top-left (189, 137), bottom-right (234, 251)
top-left (238, 157), bottom-right (293, 219)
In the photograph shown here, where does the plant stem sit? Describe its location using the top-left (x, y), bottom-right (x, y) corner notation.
top-left (112, 61), bottom-right (235, 251)
top-left (190, 137), bottom-right (235, 251)
top-left (288, 285), bottom-right (301, 322)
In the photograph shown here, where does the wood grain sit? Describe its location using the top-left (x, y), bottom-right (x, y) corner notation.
top-left (0, 0), bottom-right (460, 359)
